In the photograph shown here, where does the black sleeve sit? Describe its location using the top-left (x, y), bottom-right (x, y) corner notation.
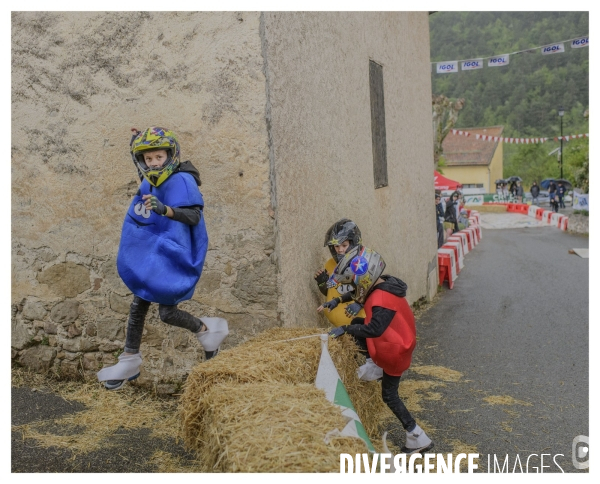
top-left (170, 205), bottom-right (202, 226)
top-left (344, 306), bottom-right (396, 338)
top-left (339, 292), bottom-right (355, 303)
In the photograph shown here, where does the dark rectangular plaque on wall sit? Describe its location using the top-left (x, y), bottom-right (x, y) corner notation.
top-left (369, 60), bottom-right (388, 189)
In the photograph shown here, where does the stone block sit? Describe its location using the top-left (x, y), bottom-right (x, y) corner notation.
top-left (144, 324), bottom-right (167, 347)
top-left (109, 292), bottom-right (132, 315)
top-left (11, 319), bottom-right (32, 350)
top-left (67, 323), bottom-right (83, 338)
top-left (22, 299), bottom-right (48, 321)
top-left (18, 346), bottom-right (57, 373)
top-left (37, 262), bottom-right (90, 297)
top-left (101, 258), bottom-right (130, 296)
top-left (58, 358), bottom-right (81, 379)
top-left (82, 352), bottom-right (101, 371)
top-left (96, 319), bottom-right (125, 340)
top-left (44, 321), bottom-right (58, 334)
top-left (50, 299), bottom-right (80, 325)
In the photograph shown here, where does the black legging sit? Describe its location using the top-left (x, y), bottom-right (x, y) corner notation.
top-left (349, 318), bottom-right (417, 432)
top-left (124, 296), bottom-right (203, 353)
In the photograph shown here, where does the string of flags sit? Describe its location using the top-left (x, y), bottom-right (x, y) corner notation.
top-left (433, 35), bottom-right (588, 74)
top-left (450, 129), bottom-right (589, 144)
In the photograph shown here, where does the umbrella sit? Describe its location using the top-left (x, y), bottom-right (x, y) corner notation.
top-left (540, 178), bottom-right (573, 190)
top-left (495, 179), bottom-right (507, 184)
top-left (506, 176), bottom-right (522, 183)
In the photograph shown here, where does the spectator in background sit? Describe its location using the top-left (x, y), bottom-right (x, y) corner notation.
top-left (557, 182), bottom-right (567, 209)
top-left (501, 183), bottom-right (509, 201)
top-left (435, 193), bottom-right (445, 248)
top-left (509, 181), bottom-right (517, 199)
top-left (548, 180), bottom-right (557, 207)
top-left (516, 181), bottom-right (524, 203)
top-left (530, 181), bottom-right (540, 205)
top-left (444, 191), bottom-right (461, 235)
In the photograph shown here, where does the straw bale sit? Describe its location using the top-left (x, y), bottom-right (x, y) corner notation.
top-left (181, 328), bottom-right (392, 458)
top-left (195, 382), bottom-right (369, 472)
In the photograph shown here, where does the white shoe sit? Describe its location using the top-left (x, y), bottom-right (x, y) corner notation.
top-left (97, 352), bottom-right (142, 390)
top-left (357, 358), bottom-right (384, 381)
top-left (196, 317), bottom-right (229, 354)
top-left (401, 424), bottom-right (434, 454)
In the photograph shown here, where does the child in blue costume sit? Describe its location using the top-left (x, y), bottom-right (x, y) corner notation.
top-left (97, 127), bottom-right (229, 390)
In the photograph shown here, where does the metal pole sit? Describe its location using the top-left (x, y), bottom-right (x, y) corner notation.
top-left (560, 115), bottom-right (564, 179)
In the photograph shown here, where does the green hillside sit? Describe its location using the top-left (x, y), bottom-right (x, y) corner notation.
top-left (429, 12), bottom-right (589, 186)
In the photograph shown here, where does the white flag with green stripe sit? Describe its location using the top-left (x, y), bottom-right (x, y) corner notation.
top-left (315, 335), bottom-right (375, 453)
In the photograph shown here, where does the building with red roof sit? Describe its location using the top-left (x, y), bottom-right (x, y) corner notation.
top-left (441, 126), bottom-right (504, 193)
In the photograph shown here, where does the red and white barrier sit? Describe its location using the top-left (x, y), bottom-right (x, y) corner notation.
top-left (508, 203), bottom-right (569, 231)
top-left (443, 240), bottom-right (464, 270)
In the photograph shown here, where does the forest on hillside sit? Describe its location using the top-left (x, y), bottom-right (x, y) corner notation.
top-left (429, 12), bottom-right (589, 187)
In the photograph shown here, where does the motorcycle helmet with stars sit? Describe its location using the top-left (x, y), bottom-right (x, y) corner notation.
top-left (327, 245), bottom-right (386, 305)
top-left (323, 219), bottom-right (362, 262)
top-left (130, 127), bottom-right (181, 187)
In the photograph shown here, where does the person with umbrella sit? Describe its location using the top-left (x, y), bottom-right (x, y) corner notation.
top-left (516, 181), bottom-right (524, 203)
top-left (530, 181), bottom-right (540, 205)
top-left (548, 180), bottom-right (557, 207)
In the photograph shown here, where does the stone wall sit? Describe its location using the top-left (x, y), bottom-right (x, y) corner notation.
top-left (567, 214), bottom-right (589, 235)
top-left (11, 11), bottom-right (276, 390)
top-left (12, 11), bottom-right (435, 388)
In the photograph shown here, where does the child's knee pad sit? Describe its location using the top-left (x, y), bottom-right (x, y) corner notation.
top-left (196, 317), bottom-right (229, 352)
top-left (97, 352), bottom-right (142, 382)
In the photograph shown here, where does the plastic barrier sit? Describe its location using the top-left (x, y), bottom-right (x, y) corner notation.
top-left (470, 211), bottom-right (480, 224)
top-left (450, 232), bottom-right (469, 255)
top-left (465, 227), bottom-right (478, 246)
top-left (550, 213), bottom-right (562, 227)
top-left (560, 217), bottom-right (569, 231)
top-left (518, 204), bottom-right (529, 214)
top-left (535, 208), bottom-right (545, 220)
top-left (543, 211), bottom-right (553, 224)
top-left (438, 249), bottom-right (457, 290)
top-left (528, 205), bottom-right (539, 218)
top-left (443, 240), bottom-right (464, 270)
top-left (463, 229), bottom-right (475, 250)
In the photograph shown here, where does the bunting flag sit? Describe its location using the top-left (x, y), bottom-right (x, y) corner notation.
top-left (315, 335), bottom-right (375, 453)
top-left (432, 35), bottom-right (588, 73)
top-left (450, 131), bottom-right (588, 144)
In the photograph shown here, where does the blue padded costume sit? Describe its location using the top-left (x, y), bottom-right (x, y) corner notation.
top-left (117, 172), bottom-right (208, 305)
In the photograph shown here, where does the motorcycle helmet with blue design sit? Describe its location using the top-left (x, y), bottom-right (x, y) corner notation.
top-left (324, 219), bottom-right (362, 262)
top-left (328, 246), bottom-right (386, 304)
top-left (130, 127), bottom-right (181, 187)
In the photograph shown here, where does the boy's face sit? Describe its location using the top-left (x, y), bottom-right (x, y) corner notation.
top-left (334, 240), bottom-right (351, 255)
top-left (143, 149), bottom-right (169, 169)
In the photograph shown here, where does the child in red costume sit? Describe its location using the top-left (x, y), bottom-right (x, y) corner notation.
top-left (325, 245), bottom-right (434, 454)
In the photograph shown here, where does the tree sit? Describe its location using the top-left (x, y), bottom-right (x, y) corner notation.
top-left (432, 94), bottom-right (465, 168)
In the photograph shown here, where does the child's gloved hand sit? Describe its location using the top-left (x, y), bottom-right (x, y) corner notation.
top-left (328, 326), bottom-right (346, 338)
top-left (317, 298), bottom-right (340, 313)
top-left (314, 269), bottom-right (329, 287)
top-left (345, 302), bottom-right (363, 317)
top-left (322, 298), bottom-right (340, 310)
top-left (142, 194), bottom-right (167, 216)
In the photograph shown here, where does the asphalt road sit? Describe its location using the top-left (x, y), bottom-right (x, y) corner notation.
top-left (12, 223), bottom-right (589, 473)
top-left (410, 224), bottom-right (589, 473)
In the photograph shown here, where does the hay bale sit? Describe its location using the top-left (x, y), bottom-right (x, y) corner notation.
top-left (196, 382), bottom-right (369, 472)
top-left (181, 328), bottom-right (392, 460)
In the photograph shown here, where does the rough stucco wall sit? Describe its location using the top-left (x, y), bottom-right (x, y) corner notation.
top-left (263, 12), bottom-right (436, 326)
top-left (11, 11), bottom-right (276, 389)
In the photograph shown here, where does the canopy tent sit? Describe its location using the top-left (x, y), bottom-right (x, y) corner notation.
top-left (434, 170), bottom-right (462, 191)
